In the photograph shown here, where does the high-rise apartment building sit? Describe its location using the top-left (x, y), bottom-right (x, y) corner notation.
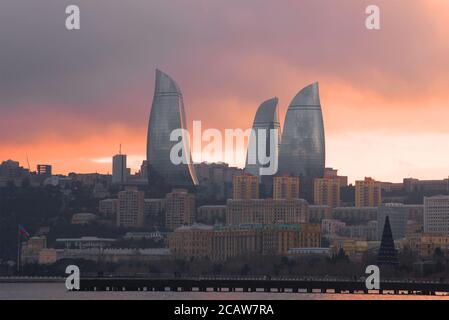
top-left (37, 164), bottom-right (52, 177)
top-left (0, 160), bottom-right (30, 187)
top-left (232, 174), bottom-right (259, 199)
top-left (117, 186), bottom-right (144, 227)
top-left (273, 176), bottom-right (300, 199)
top-left (324, 167), bottom-right (348, 187)
top-left (112, 154), bottom-right (127, 185)
top-left (355, 177), bottom-right (382, 208)
top-left (314, 177), bottom-right (340, 207)
top-left (165, 189), bottom-right (196, 230)
top-left (424, 195), bottom-right (449, 234)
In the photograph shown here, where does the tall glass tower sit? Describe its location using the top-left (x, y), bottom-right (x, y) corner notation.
top-left (278, 82), bottom-right (325, 202)
top-left (146, 69), bottom-right (198, 195)
top-left (244, 97), bottom-right (280, 197)
top-left (245, 97), bottom-right (280, 176)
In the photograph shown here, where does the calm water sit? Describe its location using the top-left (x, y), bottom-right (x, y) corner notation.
top-left (1, 283), bottom-right (449, 300)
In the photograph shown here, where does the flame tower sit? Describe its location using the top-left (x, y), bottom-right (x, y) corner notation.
top-left (146, 69), bottom-right (198, 195)
top-left (278, 82), bottom-right (325, 201)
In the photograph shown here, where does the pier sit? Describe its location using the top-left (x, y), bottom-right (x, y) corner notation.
top-left (0, 276), bottom-right (64, 283)
top-left (76, 276), bottom-right (449, 296)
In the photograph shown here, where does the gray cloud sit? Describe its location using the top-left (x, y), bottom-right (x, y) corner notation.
top-left (0, 0), bottom-right (448, 140)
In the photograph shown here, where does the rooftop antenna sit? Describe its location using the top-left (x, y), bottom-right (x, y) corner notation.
top-left (119, 144), bottom-right (122, 155)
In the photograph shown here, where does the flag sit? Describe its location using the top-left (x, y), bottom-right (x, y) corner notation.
top-left (18, 224), bottom-right (30, 239)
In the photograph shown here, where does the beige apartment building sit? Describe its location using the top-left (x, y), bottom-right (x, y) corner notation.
top-left (232, 174), bottom-right (259, 199)
top-left (355, 177), bottom-right (382, 207)
top-left (314, 177), bottom-right (341, 207)
top-left (168, 223), bottom-right (321, 261)
top-left (226, 198), bottom-right (308, 225)
top-left (273, 176), bottom-right (300, 199)
top-left (167, 224), bottom-right (213, 259)
top-left (407, 233), bottom-right (449, 258)
top-left (165, 189), bottom-right (196, 230)
top-left (324, 167), bottom-right (348, 187)
top-left (117, 186), bottom-right (144, 227)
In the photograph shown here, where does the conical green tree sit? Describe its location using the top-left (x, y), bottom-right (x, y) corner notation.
top-left (377, 215), bottom-right (399, 266)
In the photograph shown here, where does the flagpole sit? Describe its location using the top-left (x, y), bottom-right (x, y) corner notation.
top-left (17, 224), bottom-right (21, 275)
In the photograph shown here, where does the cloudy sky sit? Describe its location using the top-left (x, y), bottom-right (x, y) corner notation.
top-left (1, 0), bottom-right (449, 183)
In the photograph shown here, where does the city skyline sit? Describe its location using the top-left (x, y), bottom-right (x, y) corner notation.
top-left (5, 0), bottom-right (449, 304)
top-left (2, 1), bottom-right (449, 183)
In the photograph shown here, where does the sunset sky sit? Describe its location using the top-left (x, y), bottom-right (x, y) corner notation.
top-left (1, 0), bottom-right (449, 183)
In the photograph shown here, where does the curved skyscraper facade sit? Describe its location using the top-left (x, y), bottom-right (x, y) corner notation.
top-left (245, 97), bottom-right (280, 176)
top-left (244, 97), bottom-right (280, 197)
top-left (146, 69), bottom-right (198, 194)
top-left (278, 82), bottom-right (325, 201)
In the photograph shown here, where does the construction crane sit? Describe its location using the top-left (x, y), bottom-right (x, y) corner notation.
top-left (26, 155), bottom-right (31, 171)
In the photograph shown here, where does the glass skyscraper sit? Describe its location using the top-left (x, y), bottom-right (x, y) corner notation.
top-left (244, 97), bottom-right (281, 178)
top-left (146, 69), bottom-right (198, 194)
top-left (278, 82), bottom-right (325, 202)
